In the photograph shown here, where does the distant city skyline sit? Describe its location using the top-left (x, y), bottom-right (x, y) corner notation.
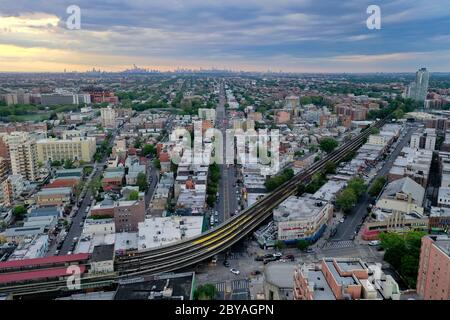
top-left (1, 1), bottom-right (450, 72)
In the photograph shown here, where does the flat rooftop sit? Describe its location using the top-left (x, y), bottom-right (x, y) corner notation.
top-left (115, 272), bottom-right (194, 300)
top-left (434, 235), bottom-right (450, 257)
top-left (273, 195), bottom-right (329, 222)
top-left (307, 269), bottom-right (335, 300)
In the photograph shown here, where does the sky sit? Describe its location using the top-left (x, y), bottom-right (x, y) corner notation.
top-left (1, 0), bottom-right (450, 73)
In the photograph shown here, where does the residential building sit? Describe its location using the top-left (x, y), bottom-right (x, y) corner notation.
top-left (417, 235), bottom-right (450, 300)
top-left (198, 108), bottom-right (216, 122)
top-left (35, 187), bottom-right (72, 207)
top-left (6, 132), bottom-right (39, 181)
top-left (273, 195), bottom-right (333, 243)
top-left (137, 216), bottom-right (203, 250)
top-left (264, 262), bottom-right (296, 300)
top-left (101, 106), bottom-right (117, 128)
top-left (438, 187), bottom-right (450, 208)
top-left (407, 68), bottom-right (430, 102)
top-left (294, 258), bottom-right (401, 300)
top-left (91, 196), bottom-right (145, 232)
top-left (362, 177), bottom-right (428, 240)
top-left (429, 207), bottom-right (450, 233)
top-left (410, 128), bottom-right (436, 151)
top-left (36, 137), bottom-right (96, 163)
top-left (90, 244), bottom-right (115, 274)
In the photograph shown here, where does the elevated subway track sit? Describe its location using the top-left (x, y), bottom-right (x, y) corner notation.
top-left (115, 118), bottom-right (387, 277)
top-left (0, 118), bottom-right (387, 296)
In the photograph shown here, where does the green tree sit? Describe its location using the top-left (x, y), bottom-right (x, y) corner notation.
top-left (206, 194), bottom-right (216, 207)
top-left (83, 166), bottom-right (94, 176)
top-left (153, 159), bottom-right (161, 170)
top-left (370, 127), bottom-right (380, 134)
top-left (194, 284), bottom-right (217, 300)
top-left (74, 181), bottom-right (85, 202)
top-left (393, 108), bottom-right (405, 119)
top-left (347, 177), bottom-right (367, 198)
top-left (319, 138), bottom-right (338, 154)
top-left (51, 160), bottom-right (62, 167)
top-left (308, 144), bottom-right (318, 153)
top-left (297, 239), bottom-right (310, 251)
top-left (264, 168), bottom-right (294, 192)
top-left (64, 159), bottom-right (75, 169)
top-left (13, 205), bottom-right (27, 220)
top-left (274, 240), bottom-right (286, 250)
top-left (89, 177), bottom-right (102, 195)
top-left (368, 177), bottom-right (387, 197)
top-left (143, 144), bottom-right (156, 157)
top-left (336, 188), bottom-right (357, 213)
top-left (128, 190), bottom-right (139, 201)
top-left (379, 231), bottom-right (425, 288)
top-left (136, 172), bottom-right (148, 192)
top-left (324, 161), bottom-right (336, 174)
top-left (296, 183), bottom-right (306, 196)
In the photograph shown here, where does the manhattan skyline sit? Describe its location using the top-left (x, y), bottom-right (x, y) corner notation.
top-left (1, 0), bottom-right (450, 73)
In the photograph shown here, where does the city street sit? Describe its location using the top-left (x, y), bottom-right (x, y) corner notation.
top-left (214, 82), bottom-right (239, 224)
top-left (58, 128), bottom-right (120, 255)
top-left (333, 123), bottom-right (417, 241)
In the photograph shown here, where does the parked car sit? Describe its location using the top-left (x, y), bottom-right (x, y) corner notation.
top-left (255, 256), bottom-right (264, 262)
top-left (263, 256), bottom-right (277, 264)
top-left (339, 218), bottom-right (345, 223)
top-left (273, 252), bottom-right (283, 258)
top-left (306, 248), bottom-right (315, 254)
top-left (368, 240), bottom-right (380, 246)
top-left (230, 268), bottom-right (240, 275)
top-left (283, 255), bottom-right (295, 261)
top-left (251, 270), bottom-right (261, 276)
top-left (223, 260), bottom-right (230, 267)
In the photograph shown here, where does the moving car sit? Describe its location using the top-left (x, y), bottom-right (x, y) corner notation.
top-left (230, 268), bottom-right (240, 275)
top-left (223, 260), bottom-right (230, 267)
top-left (339, 218), bottom-right (345, 223)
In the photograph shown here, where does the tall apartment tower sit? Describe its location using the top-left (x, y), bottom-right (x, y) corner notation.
top-left (100, 106), bottom-right (117, 128)
top-left (407, 68), bottom-right (430, 102)
top-left (417, 235), bottom-right (450, 300)
top-left (6, 132), bottom-right (39, 182)
top-left (285, 95), bottom-right (300, 117)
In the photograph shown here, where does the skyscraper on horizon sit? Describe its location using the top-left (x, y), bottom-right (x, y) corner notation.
top-left (407, 67), bottom-right (430, 102)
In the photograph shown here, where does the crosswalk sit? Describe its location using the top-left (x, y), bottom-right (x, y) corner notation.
top-left (215, 279), bottom-right (249, 292)
top-left (231, 279), bottom-right (249, 291)
top-left (324, 240), bottom-right (355, 250)
top-left (215, 282), bottom-right (226, 292)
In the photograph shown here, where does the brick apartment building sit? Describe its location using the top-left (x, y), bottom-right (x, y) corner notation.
top-left (417, 235), bottom-right (450, 300)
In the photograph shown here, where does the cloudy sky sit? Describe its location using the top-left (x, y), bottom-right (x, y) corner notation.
top-left (1, 0), bottom-right (449, 72)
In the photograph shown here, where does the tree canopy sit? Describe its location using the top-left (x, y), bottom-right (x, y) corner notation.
top-left (379, 231), bottom-right (425, 288)
top-left (136, 172), bottom-right (148, 192)
top-left (319, 138), bottom-right (338, 154)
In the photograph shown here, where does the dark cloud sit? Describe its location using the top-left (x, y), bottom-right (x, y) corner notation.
top-left (0, 0), bottom-right (449, 71)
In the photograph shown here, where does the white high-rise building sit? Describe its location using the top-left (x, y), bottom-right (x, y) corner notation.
top-left (100, 106), bottom-right (117, 128)
top-left (407, 68), bottom-right (430, 102)
top-left (5, 132), bottom-right (39, 182)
